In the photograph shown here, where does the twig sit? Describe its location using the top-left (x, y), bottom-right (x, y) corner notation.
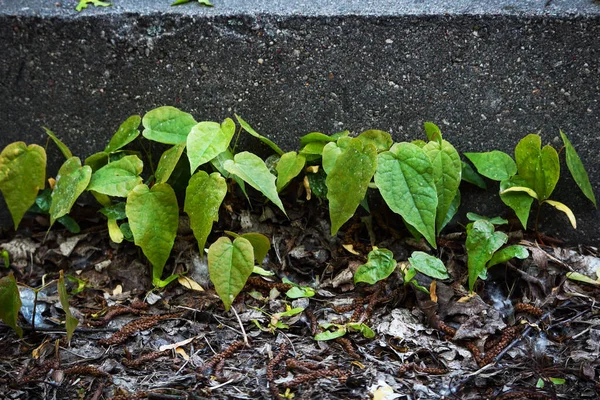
top-left (230, 306), bottom-right (248, 346)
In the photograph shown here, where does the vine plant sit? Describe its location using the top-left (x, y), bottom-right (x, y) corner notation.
top-left (0, 106), bottom-right (596, 338)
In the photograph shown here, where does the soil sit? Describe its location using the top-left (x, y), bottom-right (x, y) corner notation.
top-left (1, 197), bottom-right (599, 400)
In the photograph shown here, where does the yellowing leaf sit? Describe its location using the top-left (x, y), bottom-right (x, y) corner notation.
top-left (50, 157), bottom-right (92, 226)
top-left (187, 119), bottom-right (235, 173)
top-left (500, 186), bottom-right (539, 199)
top-left (544, 200), bottom-right (577, 229)
top-left (0, 142), bottom-right (46, 228)
top-left (104, 115), bottom-right (141, 153)
top-left (178, 276), bottom-right (204, 291)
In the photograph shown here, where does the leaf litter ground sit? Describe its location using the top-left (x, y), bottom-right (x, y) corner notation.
top-left (1, 199), bottom-right (599, 400)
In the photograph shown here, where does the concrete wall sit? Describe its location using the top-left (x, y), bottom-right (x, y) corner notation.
top-left (1, 0), bottom-right (599, 242)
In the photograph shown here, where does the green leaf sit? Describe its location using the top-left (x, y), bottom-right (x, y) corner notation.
top-left (560, 131), bottom-right (596, 207)
top-left (307, 168), bottom-right (328, 199)
top-left (461, 161), bottom-right (487, 189)
top-left (50, 157), bottom-right (92, 225)
top-left (314, 324), bottom-right (347, 341)
top-left (210, 150), bottom-right (248, 200)
top-left (33, 188), bottom-right (52, 213)
top-left (463, 151), bottom-right (517, 181)
top-left (326, 139), bottom-right (377, 235)
top-left (87, 155), bottom-right (143, 197)
top-left (549, 378), bottom-right (566, 385)
top-left (299, 142), bottom-right (328, 161)
top-left (0, 142), bottom-right (46, 228)
top-left (43, 127), bottom-right (72, 159)
top-left (423, 122), bottom-right (443, 143)
top-left (276, 152), bottom-right (306, 192)
top-left (224, 152), bottom-right (286, 215)
top-left (84, 152), bottom-right (109, 172)
top-left (357, 130), bottom-right (393, 152)
top-left (252, 266), bottom-right (275, 276)
top-left (120, 222), bottom-right (134, 242)
top-left (499, 177), bottom-right (534, 229)
top-left (566, 272), bottom-right (600, 287)
top-left (440, 191), bottom-right (460, 232)
top-left (374, 143), bottom-right (438, 248)
top-left (208, 236), bottom-right (254, 311)
top-left (300, 131), bottom-right (348, 147)
top-left (544, 200), bottom-right (577, 229)
top-left (466, 220), bottom-right (508, 291)
top-left (58, 270), bottom-right (79, 343)
top-left (0, 272), bottom-right (22, 337)
top-left (466, 213), bottom-right (508, 226)
top-left (171, 0), bottom-right (191, 4)
top-left (487, 245), bottom-right (528, 268)
top-left (235, 114), bottom-right (284, 156)
top-left (408, 251), bottom-right (449, 280)
top-left (142, 106), bottom-right (197, 144)
top-left (75, 0), bottom-right (111, 12)
top-left (187, 119), bottom-right (235, 173)
top-left (225, 231), bottom-right (271, 266)
top-left (347, 322), bottom-right (375, 338)
top-left (285, 286), bottom-right (315, 299)
top-left (155, 143), bottom-right (186, 184)
top-left (57, 215), bottom-right (81, 233)
top-left (126, 183), bottom-right (179, 285)
top-left (184, 171), bottom-right (227, 253)
top-left (514, 134), bottom-right (559, 201)
top-left (99, 202), bottom-right (127, 220)
top-left (354, 248), bottom-right (397, 285)
top-left (104, 115), bottom-right (141, 153)
top-left (424, 140), bottom-right (462, 234)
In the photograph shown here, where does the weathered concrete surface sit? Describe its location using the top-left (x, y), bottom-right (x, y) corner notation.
top-left (1, 0), bottom-right (599, 243)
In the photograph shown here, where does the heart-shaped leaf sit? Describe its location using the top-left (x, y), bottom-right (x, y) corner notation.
top-left (50, 157), bottom-right (92, 225)
top-left (126, 183), bottom-right (179, 285)
top-left (58, 270), bottom-right (79, 344)
top-left (208, 236), bottom-right (254, 311)
top-left (424, 140), bottom-right (462, 234)
top-left (514, 134), bottom-right (559, 201)
top-left (184, 171), bottom-right (227, 253)
top-left (560, 131), bottom-right (597, 207)
top-left (408, 251), bottom-right (449, 280)
top-left (235, 114), bottom-right (284, 156)
top-left (155, 143), bottom-right (186, 184)
top-left (424, 122), bottom-right (443, 143)
top-left (374, 143), bottom-right (438, 248)
top-left (276, 152), bottom-right (306, 192)
top-left (104, 115), bottom-right (141, 153)
top-left (87, 155), bottom-right (143, 197)
top-left (466, 220), bottom-right (508, 291)
top-left (187, 119), bottom-right (235, 173)
top-left (226, 231), bottom-right (271, 266)
top-left (224, 152), bottom-right (286, 215)
top-left (321, 137), bottom-right (352, 174)
top-left (464, 151), bottom-right (516, 181)
top-left (357, 130), bottom-right (393, 152)
top-left (142, 106), bottom-right (197, 144)
top-left (0, 272), bottom-right (22, 337)
top-left (326, 139), bottom-right (377, 235)
top-left (354, 248), bottom-right (396, 285)
top-left (0, 142), bottom-right (46, 228)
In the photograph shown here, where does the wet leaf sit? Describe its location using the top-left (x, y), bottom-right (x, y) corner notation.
top-left (235, 114), bottom-right (284, 156)
top-left (126, 183), bottom-right (179, 285)
top-left (104, 115), bottom-right (141, 153)
top-left (461, 161), bottom-right (487, 189)
top-left (374, 142), bottom-right (438, 248)
top-left (408, 251), bottom-right (449, 280)
top-left (466, 220), bottom-right (508, 291)
top-left (155, 143), bottom-right (186, 184)
top-left (560, 131), bottom-right (596, 207)
top-left (43, 127), bottom-right (72, 159)
top-left (276, 152), bottom-right (305, 192)
top-left (544, 200), bottom-right (577, 229)
top-left (208, 236), bottom-right (254, 311)
top-left (514, 134), bottom-right (559, 201)
top-left (326, 139), bottom-right (377, 235)
top-left (58, 271), bottom-right (79, 344)
top-left (99, 202), bottom-right (127, 220)
top-left (423, 122), bottom-right (442, 143)
top-left (354, 248), bottom-right (397, 285)
top-left (142, 106), bottom-right (197, 144)
top-left (424, 140), bottom-right (462, 234)
top-left (0, 142), bottom-right (46, 228)
top-left (499, 176), bottom-right (534, 229)
top-left (500, 186), bottom-right (538, 199)
top-left (357, 130), bottom-right (393, 152)
top-left (184, 171), bottom-right (227, 253)
top-left (0, 272), bottom-right (22, 337)
top-left (487, 245), bottom-right (528, 268)
top-left (87, 155), bottom-right (143, 197)
top-left (321, 137), bottom-right (352, 174)
top-left (50, 157), bottom-right (92, 225)
top-left (464, 151), bottom-right (516, 181)
top-left (187, 119), bottom-right (235, 173)
top-left (224, 152), bottom-right (286, 215)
